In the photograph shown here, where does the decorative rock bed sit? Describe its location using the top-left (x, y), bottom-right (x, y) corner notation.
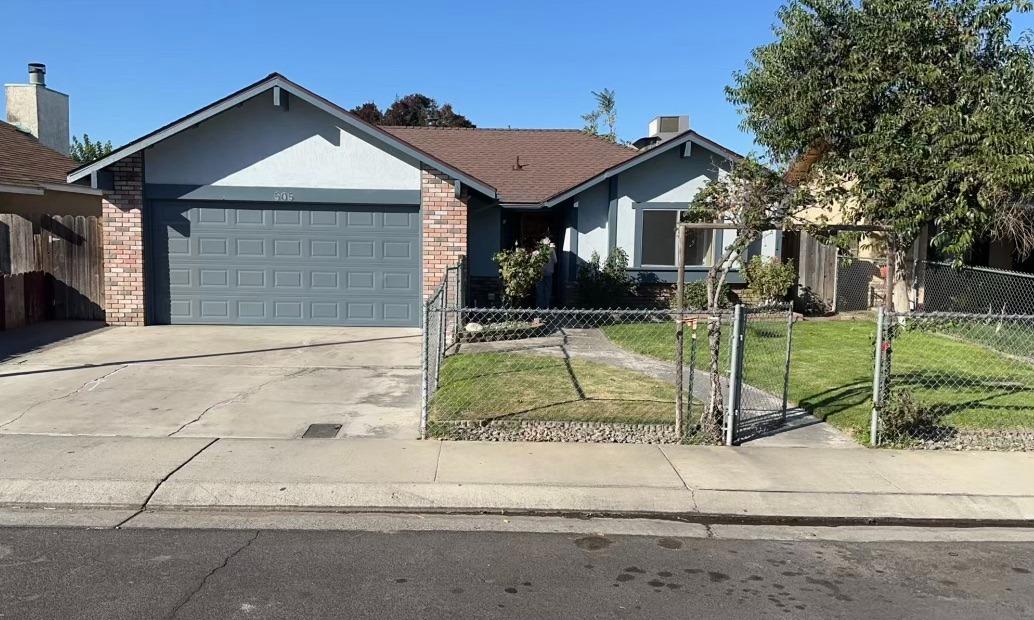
top-left (911, 429), bottom-right (1034, 451)
top-left (429, 420), bottom-right (682, 444)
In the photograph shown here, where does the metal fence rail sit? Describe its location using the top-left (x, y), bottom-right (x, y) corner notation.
top-left (871, 310), bottom-right (1034, 449)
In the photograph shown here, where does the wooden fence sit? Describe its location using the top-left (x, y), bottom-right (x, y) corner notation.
top-left (793, 231), bottom-right (839, 313)
top-left (0, 213), bottom-right (104, 329)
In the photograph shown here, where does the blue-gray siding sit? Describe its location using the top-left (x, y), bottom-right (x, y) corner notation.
top-left (149, 201), bottom-right (420, 326)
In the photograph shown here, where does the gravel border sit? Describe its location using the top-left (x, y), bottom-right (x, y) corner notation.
top-left (429, 420), bottom-right (682, 444)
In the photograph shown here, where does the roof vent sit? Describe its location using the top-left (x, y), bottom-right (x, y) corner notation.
top-left (27, 63), bottom-right (46, 86)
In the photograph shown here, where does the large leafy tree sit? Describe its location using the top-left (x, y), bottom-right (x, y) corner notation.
top-left (352, 94), bottom-right (475, 128)
top-left (69, 133), bottom-right (113, 164)
top-left (729, 0), bottom-right (1034, 291)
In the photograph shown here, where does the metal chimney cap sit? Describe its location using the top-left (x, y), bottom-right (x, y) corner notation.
top-left (27, 63), bottom-right (46, 85)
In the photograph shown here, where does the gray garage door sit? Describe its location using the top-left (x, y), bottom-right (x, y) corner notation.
top-left (150, 201), bottom-right (420, 326)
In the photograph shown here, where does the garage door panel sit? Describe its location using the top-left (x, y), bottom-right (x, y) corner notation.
top-left (151, 202), bottom-right (420, 326)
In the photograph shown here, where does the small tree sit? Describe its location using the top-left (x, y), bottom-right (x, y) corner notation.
top-left (686, 158), bottom-right (824, 441)
top-left (70, 134), bottom-right (113, 164)
top-left (581, 88), bottom-right (618, 143)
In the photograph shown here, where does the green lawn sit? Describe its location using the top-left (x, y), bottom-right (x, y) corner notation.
top-left (602, 319), bottom-right (1034, 442)
top-left (429, 352), bottom-right (687, 425)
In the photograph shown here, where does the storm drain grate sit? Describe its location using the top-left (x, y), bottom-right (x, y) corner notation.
top-left (302, 424), bottom-right (342, 438)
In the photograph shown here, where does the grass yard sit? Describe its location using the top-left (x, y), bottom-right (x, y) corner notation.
top-left (428, 352), bottom-right (686, 425)
top-left (602, 318), bottom-right (1034, 442)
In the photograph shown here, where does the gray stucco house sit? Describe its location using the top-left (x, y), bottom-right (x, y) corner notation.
top-left (68, 73), bottom-right (779, 327)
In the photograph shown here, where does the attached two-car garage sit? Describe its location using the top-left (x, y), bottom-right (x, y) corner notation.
top-left (149, 202), bottom-right (421, 326)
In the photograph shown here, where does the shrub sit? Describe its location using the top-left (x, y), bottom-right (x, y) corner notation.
top-left (743, 256), bottom-right (796, 302)
top-left (494, 239), bottom-right (554, 305)
top-left (669, 281), bottom-right (730, 311)
top-left (577, 248), bottom-right (636, 308)
top-left (880, 391), bottom-right (941, 439)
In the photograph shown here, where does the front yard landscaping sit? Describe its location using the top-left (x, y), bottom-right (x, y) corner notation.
top-left (428, 352), bottom-right (683, 425)
top-left (602, 318), bottom-right (1034, 443)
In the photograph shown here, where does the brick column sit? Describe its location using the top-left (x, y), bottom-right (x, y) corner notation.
top-left (102, 153), bottom-right (145, 326)
top-left (421, 167), bottom-right (469, 299)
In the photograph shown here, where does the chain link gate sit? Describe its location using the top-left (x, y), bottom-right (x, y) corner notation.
top-left (725, 303), bottom-right (795, 445)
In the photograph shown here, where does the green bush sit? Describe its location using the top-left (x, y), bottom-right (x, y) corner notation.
top-left (577, 249), bottom-right (636, 308)
top-left (880, 391), bottom-right (940, 439)
top-left (743, 256), bottom-right (796, 302)
top-left (494, 239), bottom-right (554, 305)
top-left (669, 281), bottom-right (730, 311)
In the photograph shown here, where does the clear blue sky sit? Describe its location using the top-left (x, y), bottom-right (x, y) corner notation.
top-left (3, 0), bottom-right (1033, 157)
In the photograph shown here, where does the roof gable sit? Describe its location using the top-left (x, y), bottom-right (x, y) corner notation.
top-left (542, 129), bottom-right (742, 206)
top-left (67, 74), bottom-right (497, 198)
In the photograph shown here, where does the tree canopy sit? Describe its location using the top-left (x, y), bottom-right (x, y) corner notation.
top-left (350, 94), bottom-right (474, 128)
top-left (729, 0), bottom-right (1034, 261)
top-left (69, 133), bottom-right (113, 164)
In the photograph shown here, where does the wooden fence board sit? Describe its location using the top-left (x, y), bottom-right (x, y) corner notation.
top-left (0, 213), bottom-right (105, 328)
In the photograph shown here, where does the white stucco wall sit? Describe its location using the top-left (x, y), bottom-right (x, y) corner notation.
top-left (145, 90), bottom-right (420, 190)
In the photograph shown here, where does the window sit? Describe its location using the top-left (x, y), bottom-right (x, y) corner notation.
top-left (638, 210), bottom-right (712, 267)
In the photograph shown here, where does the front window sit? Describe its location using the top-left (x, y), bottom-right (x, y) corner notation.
top-left (639, 210), bottom-right (712, 267)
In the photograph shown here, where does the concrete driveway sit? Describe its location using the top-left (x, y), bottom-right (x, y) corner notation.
top-left (0, 324), bottom-right (421, 439)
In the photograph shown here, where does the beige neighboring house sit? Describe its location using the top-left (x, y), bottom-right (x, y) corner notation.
top-left (1, 63), bottom-right (102, 218)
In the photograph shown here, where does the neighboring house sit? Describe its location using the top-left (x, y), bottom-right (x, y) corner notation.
top-left (68, 73), bottom-right (777, 327)
top-left (1, 64), bottom-right (102, 219)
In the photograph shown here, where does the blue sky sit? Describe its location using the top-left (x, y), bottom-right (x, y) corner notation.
top-left (2, 0), bottom-right (1033, 157)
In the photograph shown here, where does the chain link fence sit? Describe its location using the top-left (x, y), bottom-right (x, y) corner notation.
top-left (921, 262), bottom-right (1034, 314)
top-left (835, 255), bottom-right (887, 313)
top-left (871, 310), bottom-right (1034, 449)
top-left (730, 304), bottom-right (795, 443)
top-left (419, 303), bottom-right (796, 445)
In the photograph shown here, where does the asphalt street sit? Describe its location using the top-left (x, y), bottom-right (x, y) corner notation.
top-left (1, 524), bottom-right (1032, 619)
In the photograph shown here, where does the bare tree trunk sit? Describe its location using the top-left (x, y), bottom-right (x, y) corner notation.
top-left (701, 315), bottom-right (724, 442)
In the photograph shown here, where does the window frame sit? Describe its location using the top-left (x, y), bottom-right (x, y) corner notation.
top-left (632, 204), bottom-right (718, 269)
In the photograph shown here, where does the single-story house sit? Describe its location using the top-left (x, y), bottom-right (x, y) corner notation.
top-left (68, 73), bottom-right (781, 327)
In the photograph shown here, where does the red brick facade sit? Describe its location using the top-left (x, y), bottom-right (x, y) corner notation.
top-left (102, 153), bottom-right (145, 326)
top-left (421, 167), bottom-right (469, 298)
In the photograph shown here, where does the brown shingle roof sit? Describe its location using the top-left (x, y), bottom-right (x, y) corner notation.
top-left (382, 126), bottom-right (636, 203)
top-left (0, 121), bottom-right (76, 189)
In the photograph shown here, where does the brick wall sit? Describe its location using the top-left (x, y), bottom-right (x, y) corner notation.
top-left (421, 167), bottom-right (469, 297)
top-left (102, 153), bottom-right (145, 326)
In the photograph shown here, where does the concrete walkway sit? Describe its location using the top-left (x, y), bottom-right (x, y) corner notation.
top-left (2, 434), bottom-right (1032, 526)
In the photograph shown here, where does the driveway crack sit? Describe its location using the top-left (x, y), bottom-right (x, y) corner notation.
top-left (168, 368), bottom-right (312, 436)
top-left (166, 530), bottom-right (261, 619)
top-left (0, 364), bottom-right (129, 429)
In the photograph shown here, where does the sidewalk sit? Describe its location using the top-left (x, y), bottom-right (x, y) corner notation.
top-left (2, 434), bottom-right (1033, 525)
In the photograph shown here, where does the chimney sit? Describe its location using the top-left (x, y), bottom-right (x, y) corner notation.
top-left (633, 115), bottom-right (691, 150)
top-left (5, 62), bottom-right (70, 155)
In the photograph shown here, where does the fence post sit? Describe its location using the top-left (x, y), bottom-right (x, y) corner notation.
top-left (870, 307), bottom-right (886, 446)
top-left (674, 224), bottom-right (686, 438)
top-left (420, 298), bottom-right (431, 439)
top-left (781, 305), bottom-right (793, 423)
top-left (726, 304), bottom-right (745, 446)
top-left (687, 318), bottom-right (698, 438)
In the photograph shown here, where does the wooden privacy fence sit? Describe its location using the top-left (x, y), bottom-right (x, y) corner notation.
top-left (0, 213), bottom-right (104, 329)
